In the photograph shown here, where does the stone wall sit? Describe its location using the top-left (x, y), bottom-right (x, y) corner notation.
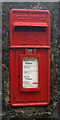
top-left (2, 2), bottom-right (58, 120)
top-left (58, 2), bottom-right (60, 119)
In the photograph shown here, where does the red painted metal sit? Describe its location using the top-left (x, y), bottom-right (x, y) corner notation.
top-left (13, 22), bottom-right (48, 27)
top-left (10, 46), bottom-right (50, 48)
top-left (10, 9), bottom-right (50, 106)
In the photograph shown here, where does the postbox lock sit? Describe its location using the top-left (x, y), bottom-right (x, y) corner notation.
top-left (28, 49), bottom-right (33, 54)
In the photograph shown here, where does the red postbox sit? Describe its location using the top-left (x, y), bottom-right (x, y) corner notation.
top-left (10, 9), bottom-right (50, 106)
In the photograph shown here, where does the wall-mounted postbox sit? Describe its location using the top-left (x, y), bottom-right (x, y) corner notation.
top-left (10, 9), bottom-right (50, 106)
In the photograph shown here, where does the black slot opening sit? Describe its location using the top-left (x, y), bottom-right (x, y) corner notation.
top-left (15, 26), bottom-right (46, 32)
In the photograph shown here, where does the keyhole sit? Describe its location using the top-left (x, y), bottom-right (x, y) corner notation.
top-left (18, 74), bottom-right (20, 78)
top-left (28, 49), bottom-right (33, 54)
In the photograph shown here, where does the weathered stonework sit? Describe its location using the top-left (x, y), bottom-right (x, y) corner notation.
top-left (2, 2), bottom-right (58, 120)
